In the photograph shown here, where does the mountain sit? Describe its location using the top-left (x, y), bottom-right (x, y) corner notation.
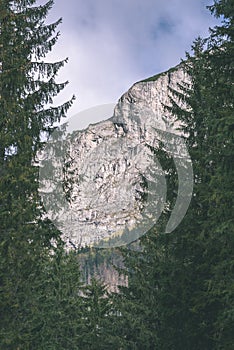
top-left (39, 63), bottom-right (191, 251)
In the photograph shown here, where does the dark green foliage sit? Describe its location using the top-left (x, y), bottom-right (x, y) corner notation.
top-left (0, 0), bottom-right (74, 247)
top-left (0, 2), bottom-right (124, 349)
top-left (0, 246), bottom-right (84, 349)
top-left (113, 1), bottom-right (234, 349)
top-left (1, 1), bottom-right (233, 349)
top-left (80, 278), bottom-right (123, 350)
top-left (0, 1), bottom-right (83, 348)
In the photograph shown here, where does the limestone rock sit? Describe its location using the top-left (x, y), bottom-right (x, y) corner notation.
top-left (39, 64), bottom-right (191, 249)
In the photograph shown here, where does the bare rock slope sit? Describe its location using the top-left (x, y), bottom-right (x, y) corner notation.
top-left (40, 64), bottom-right (190, 249)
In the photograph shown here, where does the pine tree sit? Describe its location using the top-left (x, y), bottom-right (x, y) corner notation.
top-left (34, 248), bottom-right (84, 350)
top-left (0, 1), bottom-right (78, 348)
top-left (114, 1), bottom-right (234, 349)
top-left (200, 1), bottom-right (234, 347)
top-left (0, 0), bottom-right (74, 245)
top-left (80, 277), bottom-right (122, 350)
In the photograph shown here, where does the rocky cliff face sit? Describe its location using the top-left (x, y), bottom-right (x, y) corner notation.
top-left (39, 64), bottom-right (191, 250)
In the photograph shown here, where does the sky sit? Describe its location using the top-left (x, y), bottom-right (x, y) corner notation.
top-left (42, 0), bottom-right (220, 123)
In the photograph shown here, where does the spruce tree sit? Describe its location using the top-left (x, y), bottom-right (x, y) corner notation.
top-left (0, 1), bottom-right (78, 348)
top-left (81, 278), bottom-right (122, 350)
top-left (114, 1), bottom-right (234, 349)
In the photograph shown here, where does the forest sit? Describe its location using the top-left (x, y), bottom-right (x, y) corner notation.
top-left (0, 0), bottom-right (233, 349)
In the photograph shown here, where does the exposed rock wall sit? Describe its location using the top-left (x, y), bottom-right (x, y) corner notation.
top-left (62, 64), bottom-right (189, 248)
top-left (40, 64), bottom-right (190, 249)
top-left (40, 64), bottom-right (191, 290)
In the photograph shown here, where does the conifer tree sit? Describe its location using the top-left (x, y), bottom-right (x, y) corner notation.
top-left (0, 1), bottom-right (78, 348)
top-left (81, 278), bottom-right (122, 350)
top-left (114, 1), bottom-right (234, 349)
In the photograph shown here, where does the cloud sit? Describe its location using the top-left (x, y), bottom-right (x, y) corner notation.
top-left (41, 0), bottom-right (219, 126)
